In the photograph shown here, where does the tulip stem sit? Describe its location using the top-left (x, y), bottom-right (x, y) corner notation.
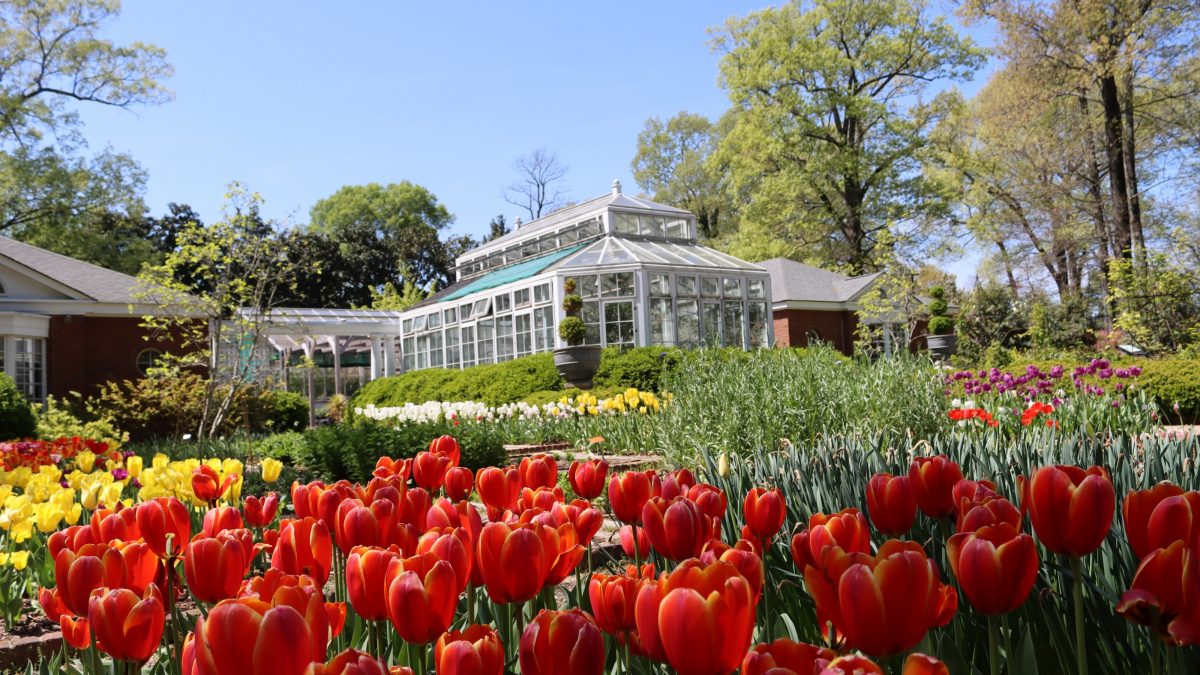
top-left (1071, 556), bottom-right (1087, 675)
top-left (467, 585), bottom-right (476, 624)
top-left (632, 524), bottom-right (642, 570)
top-left (1150, 635), bottom-right (1160, 675)
top-left (988, 614), bottom-right (1000, 675)
top-left (624, 640), bottom-right (633, 675)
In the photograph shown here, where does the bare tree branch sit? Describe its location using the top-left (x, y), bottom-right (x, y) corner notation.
top-left (503, 149), bottom-right (570, 221)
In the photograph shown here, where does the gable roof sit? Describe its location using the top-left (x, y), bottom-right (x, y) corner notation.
top-left (758, 257), bottom-right (881, 304)
top-left (0, 236), bottom-right (144, 304)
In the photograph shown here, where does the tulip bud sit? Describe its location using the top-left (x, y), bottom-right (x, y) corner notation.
top-left (718, 452), bottom-right (729, 478)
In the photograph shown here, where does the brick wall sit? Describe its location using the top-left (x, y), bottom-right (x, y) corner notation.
top-left (47, 316), bottom-right (197, 398)
top-left (773, 308), bottom-right (858, 355)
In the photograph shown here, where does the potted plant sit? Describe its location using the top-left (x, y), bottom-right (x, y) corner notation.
top-left (925, 286), bottom-right (957, 359)
top-left (553, 278), bottom-right (602, 389)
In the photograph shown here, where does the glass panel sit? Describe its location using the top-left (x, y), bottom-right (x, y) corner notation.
top-left (533, 283), bottom-right (551, 304)
top-left (471, 297), bottom-right (492, 317)
top-left (677, 299), bottom-right (700, 347)
top-left (513, 288), bottom-right (530, 308)
top-left (13, 338), bottom-right (44, 401)
top-left (402, 319), bottom-right (413, 332)
top-left (412, 315), bottom-right (427, 331)
top-left (723, 278), bottom-right (742, 299)
top-left (460, 326), bottom-right (475, 367)
top-left (650, 298), bottom-right (675, 346)
top-left (558, 228), bottom-right (579, 246)
top-left (579, 218), bottom-right (603, 238)
top-left (578, 275), bottom-right (599, 299)
top-left (601, 272), bottom-right (635, 298)
top-left (582, 301), bottom-right (601, 345)
top-left (416, 335), bottom-right (429, 369)
top-left (614, 212), bottom-right (638, 234)
top-left (444, 307), bottom-right (457, 324)
top-left (724, 302), bottom-right (745, 349)
top-left (446, 328), bottom-right (460, 368)
top-left (494, 293), bottom-right (512, 313)
top-left (676, 275), bottom-right (697, 296)
top-left (640, 215), bottom-right (665, 237)
top-left (702, 302), bottom-right (722, 347)
top-left (428, 312), bottom-right (442, 329)
top-left (476, 319), bottom-right (494, 364)
top-left (496, 315), bottom-right (514, 362)
top-left (515, 313), bottom-right (532, 357)
top-left (460, 303), bottom-right (473, 320)
top-left (748, 302), bottom-right (769, 349)
top-left (604, 301), bottom-right (636, 348)
top-left (649, 273), bottom-right (670, 296)
top-left (701, 277), bottom-right (720, 298)
top-left (429, 331), bottom-right (444, 367)
top-left (534, 306), bottom-right (555, 352)
top-left (665, 217), bottom-right (688, 238)
top-left (402, 337), bottom-right (415, 372)
top-left (747, 279), bottom-right (766, 299)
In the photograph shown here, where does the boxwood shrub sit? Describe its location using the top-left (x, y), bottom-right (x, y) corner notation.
top-left (296, 421), bottom-right (506, 484)
top-left (1138, 358), bottom-right (1200, 423)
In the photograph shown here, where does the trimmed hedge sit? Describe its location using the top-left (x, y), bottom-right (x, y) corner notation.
top-left (1138, 358), bottom-right (1200, 423)
top-left (0, 373), bottom-right (36, 440)
top-left (294, 422), bottom-right (506, 484)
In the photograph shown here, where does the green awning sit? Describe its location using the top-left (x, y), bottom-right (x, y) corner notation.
top-left (443, 244), bottom-right (585, 301)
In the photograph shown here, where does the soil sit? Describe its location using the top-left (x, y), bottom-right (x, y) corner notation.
top-left (0, 598), bottom-right (56, 642)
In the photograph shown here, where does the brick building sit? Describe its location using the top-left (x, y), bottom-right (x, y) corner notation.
top-left (760, 258), bottom-right (881, 355)
top-left (0, 237), bottom-right (192, 401)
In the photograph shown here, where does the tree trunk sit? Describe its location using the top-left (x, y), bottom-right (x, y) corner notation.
top-left (1098, 74), bottom-right (1134, 259)
top-left (1077, 92), bottom-right (1114, 330)
top-left (996, 239), bottom-right (1020, 294)
top-left (1120, 67), bottom-right (1145, 262)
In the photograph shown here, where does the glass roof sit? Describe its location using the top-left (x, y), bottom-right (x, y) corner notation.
top-left (559, 237), bottom-right (766, 272)
top-left (441, 244), bottom-right (586, 301)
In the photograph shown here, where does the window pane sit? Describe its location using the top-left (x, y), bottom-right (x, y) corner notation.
top-left (604, 301), bottom-right (635, 348)
top-left (677, 299), bottom-right (700, 347)
top-left (402, 337), bottom-right (415, 371)
top-left (533, 283), bottom-right (551, 304)
top-left (494, 293), bottom-right (512, 313)
top-left (413, 315), bottom-right (426, 331)
top-left (640, 215), bottom-right (665, 237)
top-left (416, 335), bottom-right (429, 369)
top-left (514, 288), bottom-right (530, 308)
top-left (723, 278), bottom-right (742, 299)
top-left (748, 302), bottom-right (769, 349)
top-left (723, 302), bottom-right (745, 349)
top-left (446, 328), bottom-right (461, 368)
top-left (477, 319), bottom-right (494, 364)
top-left (460, 327), bottom-right (475, 367)
top-left (402, 318), bottom-right (413, 332)
top-left (577, 275), bottom-right (599, 299)
top-left (444, 307), bottom-right (457, 324)
top-left (428, 312), bottom-right (442, 329)
top-left (13, 337), bottom-right (44, 401)
top-left (601, 272), bottom-right (634, 298)
top-left (581, 301), bottom-right (601, 345)
top-left (649, 274), bottom-right (670, 296)
top-left (496, 315), bottom-right (514, 362)
top-left (665, 218), bottom-right (688, 238)
top-left (471, 298), bottom-right (492, 317)
top-left (614, 212), bottom-right (638, 234)
top-left (702, 302), bottom-right (722, 346)
top-left (650, 298), bottom-right (675, 346)
top-left (534, 306), bottom-right (555, 352)
top-left (460, 303), bottom-right (473, 320)
top-left (515, 313), bottom-right (533, 356)
top-left (676, 276), bottom-right (697, 296)
top-left (429, 331), bottom-right (444, 367)
top-left (747, 279), bottom-right (766, 299)
top-left (701, 277), bottom-right (720, 298)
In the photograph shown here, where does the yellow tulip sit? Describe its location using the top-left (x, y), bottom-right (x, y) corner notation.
top-left (80, 484), bottom-right (101, 510)
top-left (65, 503), bottom-right (82, 525)
top-left (76, 451), bottom-right (96, 473)
top-left (260, 458), bottom-right (283, 483)
top-left (125, 456), bottom-right (143, 479)
top-left (10, 520), bottom-right (32, 543)
top-left (9, 551), bottom-right (29, 571)
top-left (35, 504), bottom-right (63, 533)
top-left (0, 485), bottom-right (11, 503)
top-left (152, 453), bottom-right (169, 469)
top-left (100, 482), bottom-right (124, 508)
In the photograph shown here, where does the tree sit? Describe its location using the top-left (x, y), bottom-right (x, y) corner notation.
top-left (135, 183), bottom-right (294, 438)
top-left (712, 0), bottom-right (984, 273)
top-left (483, 214), bottom-right (509, 242)
top-left (631, 111), bottom-right (732, 238)
top-left (504, 149), bottom-right (570, 221)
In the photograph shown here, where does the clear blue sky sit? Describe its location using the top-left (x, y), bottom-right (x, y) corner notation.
top-left (78, 1), bottom-right (994, 280)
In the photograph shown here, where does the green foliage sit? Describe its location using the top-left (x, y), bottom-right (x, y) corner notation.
top-left (1029, 294), bottom-right (1094, 350)
top-left (558, 316), bottom-right (586, 346)
top-left (251, 390), bottom-right (309, 433)
top-left (519, 386), bottom-right (625, 407)
top-left (364, 279), bottom-right (428, 311)
top-left (352, 353), bottom-right (563, 409)
top-left (562, 294), bottom-right (583, 314)
top-left (955, 283), bottom-right (1029, 362)
top-left (631, 111), bottom-right (731, 238)
top-left (591, 347), bottom-right (685, 392)
top-left (927, 298), bottom-right (949, 316)
top-left (929, 285), bottom-right (946, 301)
top-left (0, 374), bottom-right (36, 440)
top-left (928, 315), bottom-right (955, 335)
top-left (297, 422), bottom-right (504, 484)
top-left (35, 396), bottom-right (127, 444)
top-left (1109, 253), bottom-right (1200, 352)
top-left (982, 342), bottom-right (1014, 368)
top-left (1138, 358), bottom-right (1200, 423)
top-left (253, 431), bottom-right (308, 464)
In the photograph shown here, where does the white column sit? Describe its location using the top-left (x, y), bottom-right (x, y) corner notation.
top-left (368, 335), bottom-right (383, 380)
top-left (301, 338), bottom-right (316, 427)
top-left (326, 335), bottom-right (342, 396)
top-left (382, 336), bottom-right (396, 376)
top-left (635, 268), bottom-right (650, 347)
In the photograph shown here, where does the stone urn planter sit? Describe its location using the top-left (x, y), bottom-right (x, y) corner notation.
top-left (554, 345), bottom-right (601, 389)
top-left (926, 333), bottom-right (958, 360)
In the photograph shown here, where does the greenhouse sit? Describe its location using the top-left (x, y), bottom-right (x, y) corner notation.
top-left (394, 181), bottom-right (773, 373)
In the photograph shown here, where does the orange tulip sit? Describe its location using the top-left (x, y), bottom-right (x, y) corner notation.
top-left (49, 524), bottom-right (97, 559)
top-left (1021, 464), bottom-right (1115, 557)
top-left (790, 508), bottom-right (871, 571)
top-left (476, 467), bottom-right (520, 521)
top-left (91, 503), bottom-right (140, 543)
top-left (429, 435), bottom-right (462, 467)
top-left (88, 585), bottom-right (165, 663)
top-left (588, 564), bottom-right (655, 639)
top-left (516, 486), bottom-right (565, 513)
top-left (700, 539), bottom-right (764, 601)
top-left (55, 541), bottom-right (158, 616)
top-left (635, 559), bottom-right (757, 675)
top-left (609, 470), bottom-right (655, 525)
top-left (271, 517), bottom-right (333, 585)
top-left (519, 609), bottom-right (606, 675)
top-left (476, 522), bottom-right (557, 604)
top-left (434, 624), bottom-right (505, 675)
top-left (38, 586), bottom-right (70, 623)
top-left (374, 456), bottom-right (411, 481)
top-left (306, 649), bottom-right (393, 675)
top-left (519, 453), bottom-right (558, 491)
top-left (1122, 483), bottom-right (1200, 560)
top-left (909, 456), bottom-right (964, 518)
top-left (687, 483), bottom-right (728, 521)
top-left (900, 654), bottom-right (950, 675)
top-left (403, 487), bottom-right (433, 531)
top-left (618, 524), bottom-right (649, 560)
top-left (244, 493), bottom-right (280, 528)
top-left (743, 488), bottom-right (786, 541)
top-left (568, 459), bottom-right (608, 500)
top-left (238, 568), bottom-right (343, 653)
top-left (865, 473), bottom-right (917, 535)
top-left (193, 465), bottom-right (237, 504)
top-left (185, 535), bottom-right (249, 604)
top-left (1116, 540), bottom-right (1199, 645)
top-left (384, 552), bottom-right (460, 644)
top-left (642, 496), bottom-right (715, 561)
top-left (417, 527), bottom-right (474, 594)
top-left (336, 498), bottom-right (408, 555)
top-left (60, 614), bottom-right (90, 649)
top-left (804, 539), bottom-right (957, 657)
top-left (947, 523), bottom-right (1039, 615)
top-left (426, 499), bottom-right (484, 586)
top-left (818, 654), bottom-right (882, 674)
top-left (136, 496), bottom-right (191, 558)
top-left (202, 506), bottom-right (245, 537)
top-left (741, 639), bottom-right (836, 675)
top-left (445, 467), bottom-right (474, 501)
top-left (346, 545), bottom-right (403, 621)
top-left (414, 451), bottom-right (454, 491)
top-left (191, 596), bottom-right (324, 675)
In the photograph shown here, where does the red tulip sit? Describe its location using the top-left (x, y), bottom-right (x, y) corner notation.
top-left (384, 552), bottom-right (460, 644)
top-left (38, 586), bottom-right (70, 623)
top-left (568, 459), bottom-right (608, 500)
top-left (426, 500), bottom-right (485, 586)
top-left (519, 609), bottom-right (606, 675)
top-left (476, 467), bottom-right (520, 521)
top-left (1122, 483), bottom-right (1200, 560)
top-left (561, 499), bottom-right (603, 545)
top-left (899, 654), bottom-right (950, 675)
top-left (1116, 540), bottom-right (1200, 645)
top-left (476, 522), bottom-right (557, 604)
top-left (271, 517), bottom-right (333, 585)
top-left (91, 503), bottom-right (140, 542)
top-left (374, 456), bottom-right (411, 481)
top-left (516, 486), bottom-right (565, 513)
top-left (1021, 464), bottom-right (1115, 557)
top-left (909, 456), bottom-right (964, 518)
top-left (308, 649), bottom-right (392, 675)
top-left (202, 506), bottom-right (245, 537)
top-left (336, 498), bottom-right (415, 555)
top-left (237, 568), bottom-right (343, 653)
top-left (519, 453), bottom-right (558, 491)
top-left (741, 639), bottom-right (836, 675)
top-left (687, 484), bottom-right (728, 520)
top-left (191, 596), bottom-right (324, 675)
top-left (435, 624), bottom-right (505, 675)
top-left (804, 539), bottom-right (957, 657)
top-left (402, 487), bottom-right (433, 531)
top-left (618, 525), bottom-right (649, 560)
top-left (947, 523), bottom-right (1039, 615)
top-left (414, 451), bottom-right (454, 491)
top-left (819, 654), bottom-right (883, 674)
top-left (635, 559), bottom-right (757, 675)
top-left (660, 469), bottom-right (696, 500)
top-left (743, 488), bottom-right (786, 541)
top-left (865, 473), bottom-right (917, 535)
top-left (790, 508), bottom-right (871, 571)
top-left (136, 497), bottom-right (191, 558)
top-left (193, 465), bottom-right (237, 504)
top-left (642, 496), bottom-right (715, 561)
top-left (60, 614), bottom-right (90, 650)
top-left (185, 535), bottom-right (248, 603)
top-left (55, 541), bottom-right (158, 616)
top-left (589, 564), bottom-right (655, 638)
top-left (700, 539), bottom-right (764, 601)
top-left (48, 525), bottom-right (97, 559)
top-left (346, 545), bottom-right (402, 621)
top-left (445, 467), bottom-right (474, 501)
top-left (417, 527), bottom-right (474, 594)
top-left (957, 495), bottom-right (1021, 533)
top-left (244, 493), bottom-right (280, 528)
top-left (429, 435), bottom-right (462, 467)
top-left (609, 471), bottom-right (655, 525)
top-left (88, 585), bottom-right (165, 663)
top-left (291, 480), bottom-right (326, 521)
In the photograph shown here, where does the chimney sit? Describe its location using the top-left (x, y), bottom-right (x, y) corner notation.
top-left (611, 179), bottom-right (622, 196)
top-left (514, 216), bottom-right (523, 230)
